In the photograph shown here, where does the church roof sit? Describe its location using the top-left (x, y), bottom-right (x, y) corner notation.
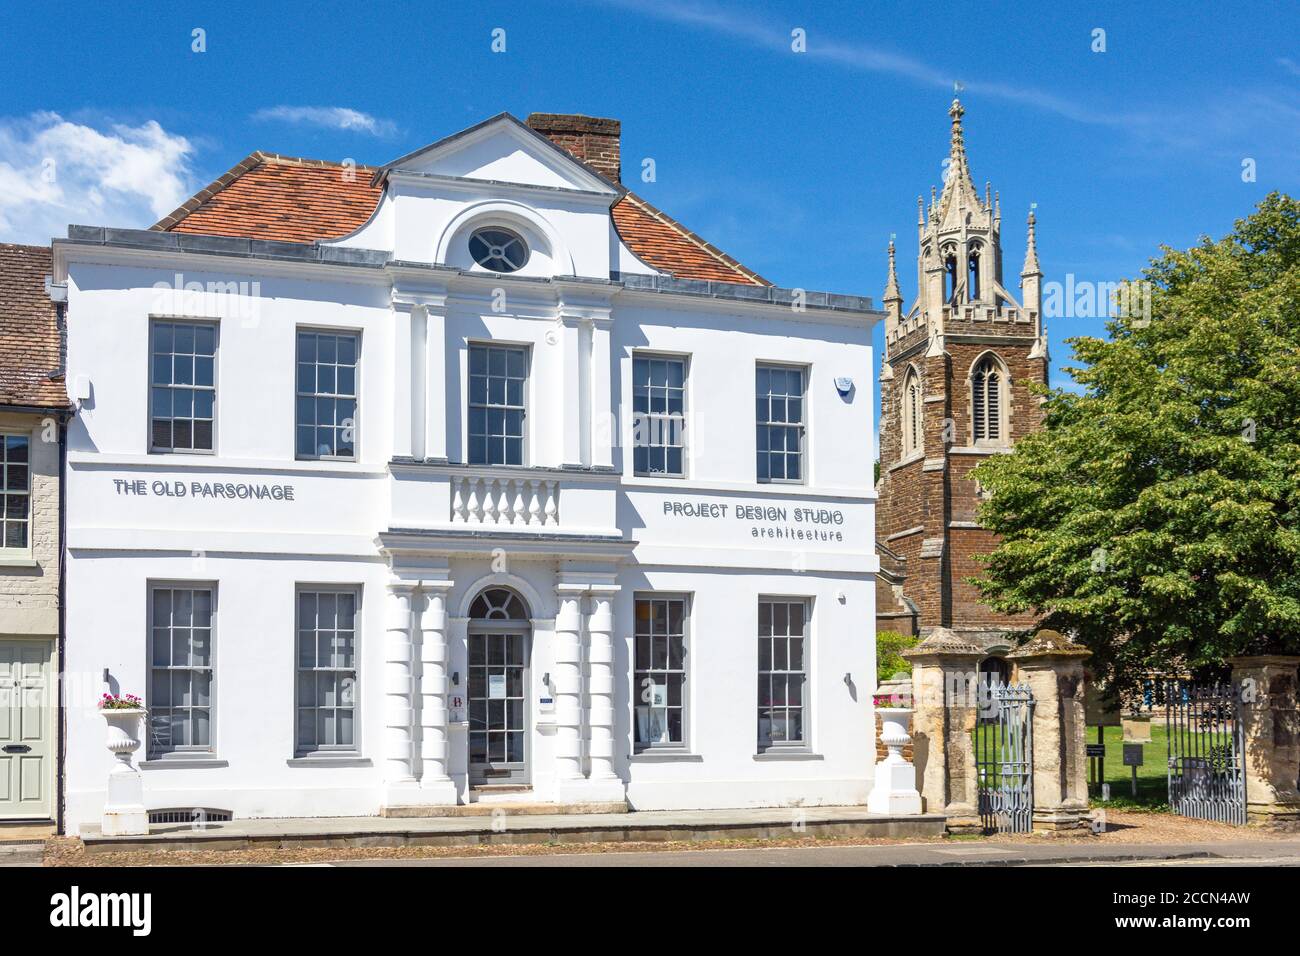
top-left (151, 148), bottom-right (769, 286)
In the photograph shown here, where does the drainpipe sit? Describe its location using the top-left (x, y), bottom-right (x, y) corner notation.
top-left (55, 415), bottom-right (66, 836)
top-left (47, 281), bottom-right (70, 836)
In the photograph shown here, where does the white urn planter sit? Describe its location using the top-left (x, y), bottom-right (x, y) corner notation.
top-left (101, 708), bottom-right (149, 836)
top-left (867, 707), bottom-right (923, 815)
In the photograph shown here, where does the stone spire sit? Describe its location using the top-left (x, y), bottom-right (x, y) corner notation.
top-left (937, 98), bottom-right (982, 221)
top-left (883, 237), bottom-right (903, 338)
top-left (884, 238), bottom-right (902, 303)
top-left (1021, 207), bottom-right (1046, 358)
top-left (1021, 208), bottom-right (1041, 276)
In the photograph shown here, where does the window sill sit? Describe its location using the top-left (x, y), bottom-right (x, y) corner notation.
top-left (888, 451), bottom-right (925, 473)
top-left (629, 751), bottom-right (703, 763)
top-left (753, 751), bottom-right (823, 762)
top-left (286, 756), bottom-right (371, 768)
top-left (0, 557), bottom-right (38, 568)
top-left (140, 757), bottom-right (228, 769)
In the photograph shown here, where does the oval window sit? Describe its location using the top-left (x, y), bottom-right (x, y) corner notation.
top-left (468, 227), bottom-right (528, 273)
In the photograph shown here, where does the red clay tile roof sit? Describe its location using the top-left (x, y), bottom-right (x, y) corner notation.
top-left (152, 152), bottom-right (768, 285)
top-left (0, 244), bottom-right (69, 410)
top-left (612, 192), bottom-right (767, 285)
top-left (154, 152), bottom-right (382, 244)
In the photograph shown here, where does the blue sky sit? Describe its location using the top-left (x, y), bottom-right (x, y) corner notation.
top-left (2, 0), bottom-right (1296, 401)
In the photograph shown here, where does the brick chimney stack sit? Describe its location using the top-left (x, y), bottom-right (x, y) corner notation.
top-left (526, 113), bottom-right (621, 183)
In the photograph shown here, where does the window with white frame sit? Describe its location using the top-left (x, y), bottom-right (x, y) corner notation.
top-left (756, 364), bottom-right (805, 483)
top-left (971, 353), bottom-right (1006, 444)
top-left (634, 595), bottom-right (688, 748)
top-left (296, 330), bottom-right (358, 460)
top-left (296, 588), bottom-right (359, 755)
top-left (0, 434), bottom-right (30, 551)
top-left (901, 367), bottom-right (923, 457)
top-left (468, 344), bottom-right (527, 466)
top-left (148, 585), bottom-right (214, 757)
top-left (757, 598), bottom-right (808, 750)
top-left (632, 354), bottom-right (686, 477)
top-left (150, 321), bottom-right (216, 453)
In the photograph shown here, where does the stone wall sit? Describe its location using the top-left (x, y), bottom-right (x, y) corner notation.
top-left (0, 412), bottom-right (60, 637)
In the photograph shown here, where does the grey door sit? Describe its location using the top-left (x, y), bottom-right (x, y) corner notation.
top-left (0, 641), bottom-right (54, 820)
top-left (468, 631), bottom-right (528, 783)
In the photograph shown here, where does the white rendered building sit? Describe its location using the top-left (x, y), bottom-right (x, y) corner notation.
top-left (55, 112), bottom-right (882, 829)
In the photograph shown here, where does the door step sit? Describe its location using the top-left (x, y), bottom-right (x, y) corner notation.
top-left (471, 784), bottom-right (532, 799)
top-left (0, 821), bottom-right (55, 842)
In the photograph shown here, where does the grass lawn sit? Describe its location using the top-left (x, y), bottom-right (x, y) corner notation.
top-left (1086, 724), bottom-right (1169, 810)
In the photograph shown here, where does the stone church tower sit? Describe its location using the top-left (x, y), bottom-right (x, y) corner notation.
top-left (875, 99), bottom-right (1049, 652)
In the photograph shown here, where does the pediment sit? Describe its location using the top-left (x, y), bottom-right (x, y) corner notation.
top-left (373, 113), bottom-right (619, 195)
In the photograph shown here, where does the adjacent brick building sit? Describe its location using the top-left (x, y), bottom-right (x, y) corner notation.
top-left (0, 243), bottom-right (71, 828)
top-left (874, 101), bottom-right (1047, 657)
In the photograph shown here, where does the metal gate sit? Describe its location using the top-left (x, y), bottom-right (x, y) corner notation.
top-left (1165, 679), bottom-right (1246, 825)
top-left (975, 682), bottom-right (1035, 833)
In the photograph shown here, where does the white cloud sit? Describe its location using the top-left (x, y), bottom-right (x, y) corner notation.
top-left (0, 112), bottom-right (195, 245)
top-left (593, 0), bottom-right (1148, 128)
top-left (251, 105), bottom-right (396, 137)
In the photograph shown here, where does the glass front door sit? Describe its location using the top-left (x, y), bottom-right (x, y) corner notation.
top-left (468, 631), bottom-right (527, 783)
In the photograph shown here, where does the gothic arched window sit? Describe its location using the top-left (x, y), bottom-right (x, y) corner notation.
top-left (901, 367), bottom-right (923, 457)
top-left (967, 244), bottom-right (982, 301)
top-left (944, 253), bottom-right (959, 304)
top-left (971, 354), bottom-right (1007, 445)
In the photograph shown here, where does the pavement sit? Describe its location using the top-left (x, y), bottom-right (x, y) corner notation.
top-left (0, 843), bottom-right (44, 867)
top-left (318, 839), bottom-right (1300, 867)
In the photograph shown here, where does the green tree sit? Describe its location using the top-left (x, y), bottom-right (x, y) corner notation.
top-left (876, 630), bottom-right (918, 684)
top-left (972, 193), bottom-right (1300, 691)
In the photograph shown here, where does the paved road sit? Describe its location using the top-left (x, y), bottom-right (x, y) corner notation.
top-left (323, 840), bottom-right (1300, 867)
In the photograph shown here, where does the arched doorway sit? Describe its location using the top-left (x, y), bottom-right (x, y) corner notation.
top-left (467, 587), bottom-right (532, 784)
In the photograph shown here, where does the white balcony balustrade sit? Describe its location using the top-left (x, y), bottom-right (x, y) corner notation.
top-left (450, 471), bottom-right (560, 527)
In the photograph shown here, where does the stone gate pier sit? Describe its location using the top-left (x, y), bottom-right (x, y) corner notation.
top-left (1229, 655), bottom-right (1300, 828)
top-left (1008, 629), bottom-right (1091, 833)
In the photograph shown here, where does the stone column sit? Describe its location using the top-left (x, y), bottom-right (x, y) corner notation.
top-left (582, 587), bottom-right (626, 802)
top-left (1007, 629), bottom-right (1092, 833)
top-left (553, 588), bottom-right (586, 795)
top-left (382, 583), bottom-right (419, 807)
top-left (903, 628), bottom-right (983, 832)
top-left (1228, 655), bottom-right (1300, 827)
top-left (390, 302), bottom-right (416, 460)
top-left (423, 295), bottom-right (448, 462)
top-left (589, 317), bottom-right (614, 469)
top-left (417, 583), bottom-right (458, 804)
